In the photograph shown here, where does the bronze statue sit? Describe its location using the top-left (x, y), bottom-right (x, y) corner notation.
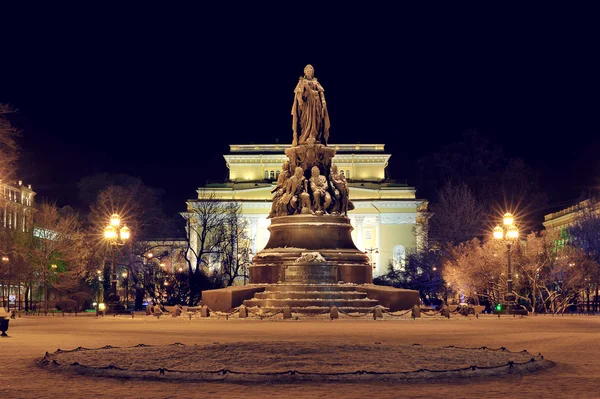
top-left (277, 167), bottom-right (311, 216)
top-left (291, 64), bottom-right (330, 147)
top-left (329, 164), bottom-right (353, 215)
top-left (309, 166), bottom-right (332, 215)
top-left (268, 161), bottom-right (291, 218)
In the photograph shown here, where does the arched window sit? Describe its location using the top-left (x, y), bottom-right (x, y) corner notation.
top-left (276, 170), bottom-right (280, 180)
top-left (340, 170), bottom-right (345, 177)
top-left (270, 170), bottom-right (275, 180)
top-left (346, 170), bottom-right (350, 179)
top-left (264, 170), bottom-right (269, 180)
top-left (393, 245), bottom-right (406, 270)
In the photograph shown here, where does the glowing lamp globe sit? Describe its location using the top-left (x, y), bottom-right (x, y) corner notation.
top-left (503, 213), bottom-right (514, 226)
top-left (110, 214), bottom-right (121, 227)
top-left (120, 225), bottom-right (130, 240)
top-left (104, 225), bottom-right (117, 240)
top-left (507, 224), bottom-right (519, 239)
top-left (493, 226), bottom-right (504, 240)
top-left (122, 272), bottom-right (128, 278)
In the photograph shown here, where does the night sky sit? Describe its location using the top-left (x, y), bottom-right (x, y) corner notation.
top-left (2, 5), bottom-right (600, 220)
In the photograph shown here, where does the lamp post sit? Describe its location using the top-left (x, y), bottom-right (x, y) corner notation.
top-left (122, 271), bottom-right (129, 310)
top-left (95, 270), bottom-right (102, 315)
top-left (365, 247), bottom-right (379, 275)
top-left (103, 214), bottom-right (131, 313)
top-left (1, 256), bottom-right (9, 311)
top-left (493, 213), bottom-right (521, 314)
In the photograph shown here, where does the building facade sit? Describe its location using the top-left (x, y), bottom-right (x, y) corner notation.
top-left (1, 179), bottom-right (35, 310)
top-left (1, 179), bottom-right (35, 232)
top-left (543, 199), bottom-right (600, 231)
top-left (186, 144), bottom-right (428, 278)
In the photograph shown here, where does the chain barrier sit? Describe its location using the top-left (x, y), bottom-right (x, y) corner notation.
top-left (381, 309), bottom-right (412, 318)
top-left (39, 341), bottom-right (546, 378)
top-left (337, 307), bottom-right (378, 318)
top-left (246, 308), bottom-right (285, 319)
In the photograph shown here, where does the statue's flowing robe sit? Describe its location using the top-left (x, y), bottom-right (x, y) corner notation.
top-left (291, 77), bottom-right (330, 145)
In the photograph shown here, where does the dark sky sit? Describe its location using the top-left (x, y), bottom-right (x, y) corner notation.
top-left (2, 4), bottom-right (600, 219)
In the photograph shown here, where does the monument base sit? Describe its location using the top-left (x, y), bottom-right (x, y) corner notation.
top-left (250, 214), bottom-right (372, 284)
top-left (201, 283), bottom-right (419, 313)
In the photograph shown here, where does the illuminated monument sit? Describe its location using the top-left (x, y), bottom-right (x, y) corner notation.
top-left (201, 65), bottom-right (420, 312)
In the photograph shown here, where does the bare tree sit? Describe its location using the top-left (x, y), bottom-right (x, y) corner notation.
top-left (567, 199), bottom-right (600, 312)
top-left (428, 182), bottom-right (487, 248)
top-left (0, 104), bottom-right (20, 182)
top-left (181, 192), bottom-right (243, 305)
top-left (218, 207), bottom-right (251, 287)
top-left (443, 238), bottom-right (506, 305)
top-left (28, 202), bottom-right (88, 313)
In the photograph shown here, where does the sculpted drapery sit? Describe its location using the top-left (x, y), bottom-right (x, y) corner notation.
top-left (291, 64), bottom-right (330, 147)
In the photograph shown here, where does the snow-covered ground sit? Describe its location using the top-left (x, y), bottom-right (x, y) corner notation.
top-left (1, 314), bottom-right (598, 398)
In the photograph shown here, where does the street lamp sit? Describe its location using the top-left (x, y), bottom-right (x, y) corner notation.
top-left (103, 214), bottom-right (131, 313)
top-left (122, 271), bottom-right (129, 310)
top-left (2, 256), bottom-right (9, 311)
top-left (365, 247), bottom-right (379, 274)
top-left (493, 212), bottom-right (520, 312)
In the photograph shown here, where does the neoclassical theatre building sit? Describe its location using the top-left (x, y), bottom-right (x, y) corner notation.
top-left (186, 144), bottom-right (428, 278)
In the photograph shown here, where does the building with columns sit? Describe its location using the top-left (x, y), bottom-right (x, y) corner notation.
top-left (1, 179), bottom-right (35, 232)
top-left (1, 179), bottom-right (35, 310)
top-left (186, 144), bottom-right (428, 278)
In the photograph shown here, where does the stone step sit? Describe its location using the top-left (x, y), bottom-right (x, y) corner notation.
top-left (243, 298), bottom-right (379, 308)
top-left (253, 291), bottom-right (368, 300)
top-left (245, 306), bottom-right (380, 315)
top-left (263, 284), bottom-right (363, 292)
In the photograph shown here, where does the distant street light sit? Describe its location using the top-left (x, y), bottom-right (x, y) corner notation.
top-left (104, 214), bottom-right (131, 313)
top-left (493, 213), bottom-right (521, 314)
top-left (2, 256), bottom-right (9, 311)
top-left (365, 247), bottom-right (379, 274)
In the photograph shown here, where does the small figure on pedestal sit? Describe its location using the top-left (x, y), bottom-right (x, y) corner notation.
top-left (268, 161), bottom-right (291, 218)
top-left (309, 166), bottom-right (332, 215)
top-left (277, 167), bottom-right (311, 216)
top-left (329, 164), bottom-right (354, 215)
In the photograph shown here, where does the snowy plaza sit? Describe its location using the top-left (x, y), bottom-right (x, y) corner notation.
top-left (2, 314), bottom-right (599, 398)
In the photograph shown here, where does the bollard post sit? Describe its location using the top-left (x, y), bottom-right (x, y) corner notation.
top-left (411, 304), bottom-right (421, 319)
top-left (283, 306), bottom-right (292, 320)
top-left (239, 305), bottom-right (248, 318)
top-left (373, 306), bottom-right (383, 320)
top-left (330, 306), bottom-right (339, 320)
top-left (200, 305), bottom-right (210, 318)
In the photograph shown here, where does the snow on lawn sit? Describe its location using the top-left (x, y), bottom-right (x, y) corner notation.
top-left (42, 341), bottom-right (550, 382)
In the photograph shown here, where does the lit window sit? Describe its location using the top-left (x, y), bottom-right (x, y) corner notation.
top-left (270, 170), bottom-right (275, 180)
top-left (264, 170), bottom-right (269, 180)
top-left (393, 245), bottom-right (406, 269)
top-left (276, 170), bottom-right (280, 180)
top-left (365, 229), bottom-right (372, 240)
top-left (346, 170), bottom-right (350, 179)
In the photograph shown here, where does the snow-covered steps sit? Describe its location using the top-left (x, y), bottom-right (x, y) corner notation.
top-left (253, 291), bottom-right (368, 300)
top-left (243, 284), bottom-right (381, 313)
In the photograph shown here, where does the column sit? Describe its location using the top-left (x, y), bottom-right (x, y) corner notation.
top-left (187, 218), bottom-right (198, 271)
top-left (375, 216), bottom-right (381, 277)
top-left (250, 217), bottom-right (258, 254)
top-left (355, 216), bottom-right (364, 250)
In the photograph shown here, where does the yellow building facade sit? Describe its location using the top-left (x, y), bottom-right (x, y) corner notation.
top-left (543, 199), bottom-right (600, 231)
top-left (187, 144), bottom-right (428, 278)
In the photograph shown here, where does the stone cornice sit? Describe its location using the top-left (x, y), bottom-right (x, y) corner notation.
top-left (229, 144), bottom-right (386, 153)
top-left (224, 153), bottom-right (391, 165)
